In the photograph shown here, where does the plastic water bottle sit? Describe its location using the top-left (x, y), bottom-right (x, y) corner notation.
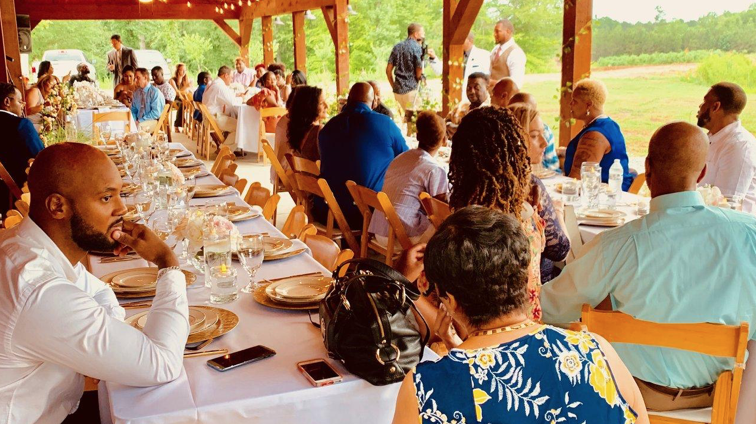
top-left (607, 159), bottom-right (624, 209)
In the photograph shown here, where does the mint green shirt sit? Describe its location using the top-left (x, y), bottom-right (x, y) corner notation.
top-left (541, 191), bottom-right (756, 389)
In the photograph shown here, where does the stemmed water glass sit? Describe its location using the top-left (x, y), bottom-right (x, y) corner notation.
top-left (100, 124), bottom-right (112, 145)
top-left (237, 234), bottom-right (265, 293)
top-left (134, 191), bottom-right (154, 223)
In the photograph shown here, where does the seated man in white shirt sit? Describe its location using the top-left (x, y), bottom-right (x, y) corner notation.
top-left (202, 65), bottom-right (238, 154)
top-left (0, 143), bottom-right (189, 424)
top-left (696, 82), bottom-right (756, 213)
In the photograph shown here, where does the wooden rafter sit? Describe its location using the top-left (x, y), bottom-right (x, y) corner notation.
top-left (240, 0), bottom-right (334, 20)
top-left (559, 0), bottom-right (593, 147)
top-left (293, 11), bottom-right (306, 73)
top-left (16, 1), bottom-right (227, 20)
top-left (213, 19), bottom-right (241, 46)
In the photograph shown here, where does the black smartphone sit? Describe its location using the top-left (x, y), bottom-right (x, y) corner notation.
top-left (207, 345), bottom-right (276, 372)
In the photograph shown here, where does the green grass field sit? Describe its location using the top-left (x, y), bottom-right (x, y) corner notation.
top-left (526, 75), bottom-right (756, 158)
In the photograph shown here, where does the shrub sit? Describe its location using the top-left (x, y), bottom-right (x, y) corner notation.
top-left (690, 53), bottom-right (756, 93)
top-left (594, 50), bottom-right (721, 68)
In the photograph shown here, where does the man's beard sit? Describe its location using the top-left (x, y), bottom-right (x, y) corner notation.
top-left (697, 109), bottom-right (710, 128)
top-left (70, 206), bottom-right (122, 252)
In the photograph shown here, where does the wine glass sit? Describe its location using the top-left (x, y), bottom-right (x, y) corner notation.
top-left (151, 216), bottom-right (173, 242)
top-left (134, 191), bottom-right (153, 223)
top-left (238, 234), bottom-right (265, 293)
top-left (100, 124), bottom-right (112, 145)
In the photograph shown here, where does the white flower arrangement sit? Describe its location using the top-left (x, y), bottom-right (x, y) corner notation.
top-left (229, 82), bottom-right (246, 95)
top-left (73, 81), bottom-right (106, 109)
top-left (697, 185), bottom-right (729, 208)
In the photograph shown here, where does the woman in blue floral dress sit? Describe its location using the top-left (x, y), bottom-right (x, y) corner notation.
top-left (392, 206), bottom-right (649, 424)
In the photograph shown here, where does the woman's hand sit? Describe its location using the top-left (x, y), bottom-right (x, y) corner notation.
top-left (395, 243), bottom-right (426, 282)
top-left (433, 304), bottom-right (463, 350)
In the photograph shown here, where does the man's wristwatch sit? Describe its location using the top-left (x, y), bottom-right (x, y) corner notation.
top-left (157, 266), bottom-right (182, 281)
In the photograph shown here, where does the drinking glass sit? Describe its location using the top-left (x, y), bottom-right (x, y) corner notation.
top-left (725, 195), bottom-right (744, 212)
top-left (204, 200), bottom-right (229, 219)
top-left (203, 223), bottom-right (233, 288)
top-left (100, 124), bottom-right (112, 145)
top-left (237, 234), bottom-right (265, 293)
top-left (209, 265), bottom-right (238, 304)
top-left (151, 215), bottom-right (173, 242)
top-left (580, 162), bottom-right (602, 210)
top-left (561, 179), bottom-right (581, 205)
top-left (636, 198), bottom-right (650, 216)
top-left (134, 191), bottom-right (153, 223)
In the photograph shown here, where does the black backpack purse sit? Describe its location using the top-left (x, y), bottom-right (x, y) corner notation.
top-left (318, 258), bottom-right (430, 386)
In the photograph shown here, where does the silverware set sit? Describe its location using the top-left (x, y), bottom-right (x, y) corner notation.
top-left (259, 271), bottom-right (327, 285)
top-left (99, 255), bottom-right (140, 264)
top-left (184, 349), bottom-right (227, 358)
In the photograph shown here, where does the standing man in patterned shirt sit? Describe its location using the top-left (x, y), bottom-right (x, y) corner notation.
top-left (387, 23), bottom-right (426, 118)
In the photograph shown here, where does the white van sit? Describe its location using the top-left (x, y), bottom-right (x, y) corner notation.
top-left (134, 50), bottom-right (171, 76)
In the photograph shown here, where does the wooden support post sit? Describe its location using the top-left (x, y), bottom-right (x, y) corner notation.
top-left (559, 0), bottom-right (593, 147)
top-left (332, 0), bottom-right (349, 96)
top-left (292, 11), bottom-right (306, 73)
top-left (0, 0), bottom-right (22, 87)
top-left (262, 16), bottom-right (274, 66)
top-left (239, 17), bottom-right (253, 66)
top-left (441, 0), bottom-right (483, 115)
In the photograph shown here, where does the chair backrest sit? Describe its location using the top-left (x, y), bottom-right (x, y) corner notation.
top-left (297, 223), bottom-right (317, 241)
top-left (152, 104), bottom-right (172, 137)
top-left (292, 173), bottom-right (360, 252)
top-left (580, 304), bottom-right (749, 424)
top-left (210, 146), bottom-right (233, 175)
top-left (0, 161), bottom-right (22, 201)
top-left (14, 198), bottom-right (29, 217)
top-left (244, 182), bottom-right (271, 208)
top-left (303, 233), bottom-right (354, 277)
top-left (260, 106), bottom-right (288, 119)
top-left (198, 104), bottom-right (226, 143)
top-left (346, 180), bottom-right (413, 258)
top-left (281, 205), bottom-right (308, 239)
top-left (92, 110), bottom-right (131, 143)
top-left (564, 204), bottom-right (583, 261)
top-left (212, 152), bottom-right (236, 179)
top-left (219, 168), bottom-right (239, 187)
top-left (419, 192), bottom-right (451, 230)
top-left (628, 173), bottom-right (647, 195)
top-left (285, 153), bottom-right (320, 176)
top-left (3, 214), bottom-right (22, 229)
top-left (262, 140), bottom-right (296, 201)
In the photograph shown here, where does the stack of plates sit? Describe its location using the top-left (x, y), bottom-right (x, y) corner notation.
top-left (260, 236), bottom-right (306, 261)
top-left (174, 158), bottom-right (203, 168)
top-left (120, 183), bottom-right (139, 196)
top-left (100, 147), bottom-right (120, 156)
top-left (254, 275), bottom-right (332, 310)
top-left (110, 156), bottom-right (125, 165)
top-left (169, 149), bottom-right (192, 158)
top-left (534, 169), bottom-right (557, 179)
top-left (123, 205), bottom-right (139, 221)
top-left (577, 209), bottom-right (626, 227)
top-left (194, 184), bottom-right (233, 198)
top-left (228, 205), bottom-right (261, 222)
top-left (125, 306), bottom-right (239, 344)
top-left (100, 267), bottom-right (197, 298)
top-left (181, 167), bottom-right (210, 179)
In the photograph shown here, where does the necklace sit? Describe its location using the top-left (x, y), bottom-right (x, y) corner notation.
top-left (468, 320), bottom-right (538, 338)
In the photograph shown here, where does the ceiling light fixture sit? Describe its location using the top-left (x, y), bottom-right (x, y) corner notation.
top-left (304, 10), bottom-right (316, 20)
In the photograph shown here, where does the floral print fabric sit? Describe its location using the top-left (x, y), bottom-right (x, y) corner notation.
top-left (413, 325), bottom-right (637, 424)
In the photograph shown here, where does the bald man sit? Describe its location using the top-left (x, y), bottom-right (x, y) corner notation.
top-left (541, 122), bottom-right (756, 412)
top-left (318, 82), bottom-right (408, 229)
top-left (507, 91), bottom-right (560, 172)
top-left (0, 143), bottom-right (189, 424)
top-left (490, 78), bottom-right (518, 108)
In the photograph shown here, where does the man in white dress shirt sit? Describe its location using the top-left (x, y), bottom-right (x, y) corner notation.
top-left (232, 57), bottom-right (256, 87)
top-left (696, 82), bottom-right (756, 213)
top-left (489, 19), bottom-right (526, 90)
top-left (0, 143), bottom-right (189, 424)
top-left (202, 65), bottom-right (238, 153)
top-left (460, 33), bottom-right (491, 101)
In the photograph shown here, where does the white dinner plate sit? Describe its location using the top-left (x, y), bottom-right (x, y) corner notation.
top-left (273, 276), bottom-right (333, 300)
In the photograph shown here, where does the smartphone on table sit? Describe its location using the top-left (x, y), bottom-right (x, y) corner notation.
top-left (207, 345), bottom-right (276, 372)
top-left (298, 359), bottom-right (343, 387)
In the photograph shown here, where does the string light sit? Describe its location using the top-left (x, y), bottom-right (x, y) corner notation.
top-left (223, 2), bottom-right (228, 9)
top-left (230, 3), bottom-right (235, 10)
top-left (186, 1), bottom-right (192, 7)
top-left (238, 0), bottom-right (242, 5)
top-left (247, 0), bottom-right (251, 5)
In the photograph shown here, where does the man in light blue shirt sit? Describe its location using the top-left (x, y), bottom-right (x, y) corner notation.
top-left (541, 122), bottom-right (756, 410)
top-left (130, 67), bottom-right (165, 132)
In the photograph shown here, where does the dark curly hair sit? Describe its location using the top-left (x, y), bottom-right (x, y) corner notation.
top-left (425, 206), bottom-right (531, 327)
top-left (287, 85), bottom-right (322, 152)
top-left (449, 106), bottom-right (531, 216)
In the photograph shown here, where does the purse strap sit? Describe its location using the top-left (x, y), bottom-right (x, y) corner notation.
top-left (334, 258), bottom-right (421, 301)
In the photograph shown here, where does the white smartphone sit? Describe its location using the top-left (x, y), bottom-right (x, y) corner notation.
top-left (297, 359), bottom-right (343, 387)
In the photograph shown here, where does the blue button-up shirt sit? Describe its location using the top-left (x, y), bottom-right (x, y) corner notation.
top-left (131, 84), bottom-right (165, 123)
top-left (541, 191), bottom-right (756, 389)
top-left (388, 38), bottom-right (423, 94)
top-left (317, 102), bottom-right (409, 228)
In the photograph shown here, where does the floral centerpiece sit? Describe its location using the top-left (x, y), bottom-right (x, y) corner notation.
top-left (73, 81), bottom-right (106, 109)
top-left (229, 82), bottom-right (246, 96)
top-left (697, 185), bottom-right (729, 208)
top-left (179, 211), bottom-right (240, 272)
top-left (39, 82), bottom-right (79, 146)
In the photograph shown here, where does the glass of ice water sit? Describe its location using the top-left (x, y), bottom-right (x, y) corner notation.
top-left (238, 234), bottom-right (265, 293)
top-left (562, 179), bottom-right (581, 205)
top-left (581, 162), bottom-right (602, 210)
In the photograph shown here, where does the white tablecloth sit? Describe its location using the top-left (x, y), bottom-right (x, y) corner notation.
top-left (99, 143), bottom-right (405, 424)
top-left (234, 103), bottom-right (262, 153)
top-left (75, 106), bottom-right (137, 137)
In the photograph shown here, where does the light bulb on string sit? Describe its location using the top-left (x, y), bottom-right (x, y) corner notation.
top-left (238, 0), bottom-right (242, 5)
top-left (186, 1), bottom-right (192, 7)
top-left (230, 4), bottom-right (235, 10)
top-left (223, 2), bottom-right (228, 9)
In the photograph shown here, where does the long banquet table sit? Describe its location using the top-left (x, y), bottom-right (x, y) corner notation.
top-left (76, 106), bottom-right (137, 138)
top-left (97, 143), bottom-right (406, 424)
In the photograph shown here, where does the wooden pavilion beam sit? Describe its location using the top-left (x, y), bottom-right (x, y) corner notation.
top-left (559, 0), bottom-right (593, 147)
top-left (321, 6), bottom-right (337, 45)
top-left (239, 17), bottom-right (253, 67)
top-left (240, 0), bottom-right (334, 20)
top-left (292, 11), bottom-right (306, 73)
top-left (16, 2), bottom-right (230, 20)
top-left (1, 0), bottom-right (22, 86)
top-left (326, 0), bottom-right (349, 96)
top-left (213, 19), bottom-right (241, 46)
top-left (442, 0), bottom-right (483, 115)
top-left (261, 16), bottom-right (274, 66)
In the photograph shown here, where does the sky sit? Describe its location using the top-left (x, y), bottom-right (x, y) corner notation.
top-left (593, 0), bottom-right (756, 23)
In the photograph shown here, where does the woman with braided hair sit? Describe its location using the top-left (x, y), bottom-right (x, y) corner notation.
top-left (448, 106), bottom-right (546, 321)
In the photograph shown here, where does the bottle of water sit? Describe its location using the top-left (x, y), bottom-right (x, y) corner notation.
top-left (64, 115), bottom-right (77, 141)
top-left (607, 159), bottom-right (624, 209)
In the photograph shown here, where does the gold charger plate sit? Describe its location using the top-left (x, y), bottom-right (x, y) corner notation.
top-left (579, 209), bottom-right (626, 220)
top-left (534, 169), bottom-right (557, 179)
top-left (126, 306), bottom-right (238, 344)
top-left (170, 149), bottom-right (192, 158)
top-left (100, 268), bottom-right (197, 299)
top-left (194, 185), bottom-right (233, 198)
top-left (136, 307), bottom-right (211, 333)
top-left (577, 218), bottom-right (625, 227)
top-left (112, 269), bottom-right (159, 289)
top-left (253, 284), bottom-right (319, 311)
top-left (264, 247), bottom-right (306, 262)
top-left (174, 158), bottom-right (203, 168)
top-left (181, 167), bottom-right (211, 179)
top-left (110, 156), bottom-right (124, 165)
top-left (228, 205), bottom-right (261, 222)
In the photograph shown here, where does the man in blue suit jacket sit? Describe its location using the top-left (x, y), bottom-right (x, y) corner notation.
top-left (0, 83), bottom-right (44, 214)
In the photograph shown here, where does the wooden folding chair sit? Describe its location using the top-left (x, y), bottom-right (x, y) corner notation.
top-left (292, 173), bottom-right (360, 252)
top-left (192, 100), bottom-right (204, 147)
top-left (0, 161), bottom-right (22, 208)
top-left (285, 153), bottom-right (320, 176)
top-left (419, 192), bottom-right (451, 230)
top-left (258, 107), bottom-right (288, 164)
top-left (303, 233), bottom-right (354, 278)
top-left (151, 104), bottom-right (172, 141)
top-left (211, 150), bottom-right (236, 179)
top-left (629, 173), bottom-right (647, 195)
top-left (564, 204), bottom-right (583, 261)
top-left (297, 223), bottom-right (317, 241)
top-left (243, 182), bottom-right (280, 222)
top-left (281, 205), bottom-right (309, 239)
top-left (346, 180), bottom-right (412, 265)
top-left (92, 110), bottom-right (131, 144)
top-left (3, 212), bottom-right (22, 229)
top-left (219, 168), bottom-right (247, 194)
top-left (262, 140), bottom-right (298, 208)
top-left (579, 304), bottom-right (748, 424)
top-left (198, 104), bottom-right (225, 160)
top-left (14, 193), bottom-right (29, 217)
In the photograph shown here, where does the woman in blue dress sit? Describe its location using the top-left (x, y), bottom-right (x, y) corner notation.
top-left (563, 79), bottom-right (634, 191)
top-left (392, 206), bottom-right (649, 424)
